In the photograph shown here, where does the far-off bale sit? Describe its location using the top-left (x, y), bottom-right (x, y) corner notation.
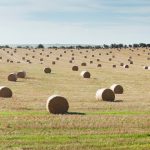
top-left (17, 71), bottom-right (26, 78)
top-left (110, 84), bottom-right (123, 94)
top-left (81, 62), bottom-right (86, 66)
top-left (0, 86), bottom-right (13, 98)
top-left (97, 64), bottom-right (102, 67)
top-left (123, 64), bottom-right (129, 68)
top-left (72, 66), bottom-right (78, 71)
top-left (44, 67), bottom-right (51, 73)
top-left (120, 63), bottom-right (124, 66)
top-left (46, 95), bottom-right (69, 114)
top-left (80, 71), bottom-right (90, 78)
top-left (96, 88), bottom-right (115, 102)
top-left (143, 66), bottom-right (148, 70)
top-left (8, 73), bottom-right (17, 82)
top-left (112, 65), bottom-right (116, 68)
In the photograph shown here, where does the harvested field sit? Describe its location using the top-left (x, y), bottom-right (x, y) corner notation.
top-left (0, 47), bottom-right (150, 149)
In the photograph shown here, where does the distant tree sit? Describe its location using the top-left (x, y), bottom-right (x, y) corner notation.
top-left (133, 44), bottom-right (139, 48)
top-left (139, 43), bottom-right (147, 48)
top-left (147, 44), bottom-right (150, 47)
top-left (37, 44), bottom-right (44, 49)
top-left (103, 44), bottom-right (109, 49)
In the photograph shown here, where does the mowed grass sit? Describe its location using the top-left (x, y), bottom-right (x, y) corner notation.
top-left (0, 48), bottom-right (150, 149)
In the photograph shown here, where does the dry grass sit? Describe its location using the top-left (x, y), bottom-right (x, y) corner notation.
top-left (0, 47), bottom-right (150, 149)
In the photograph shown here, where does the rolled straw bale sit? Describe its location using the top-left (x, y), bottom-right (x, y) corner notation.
top-left (110, 84), bottom-right (123, 94)
top-left (44, 67), bottom-right (51, 73)
top-left (0, 86), bottom-right (12, 98)
top-left (96, 88), bottom-right (115, 101)
top-left (8, 73), bottom-right (17, 82)
top-left (81, 62), bottom-right (86, 66)
top-left (46, 95), bottom-right (69, 114)
top-left (80, 71), bottom-right (90, 78)
top-left (123, 64), bottom-right (129, 68)
top-left (17, 71), bottom-right (26, 78)
top-left (72, 66), bottom-right (78, 71)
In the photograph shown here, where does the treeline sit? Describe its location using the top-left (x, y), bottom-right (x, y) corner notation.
top-left (0, 43), bottom-right (150, 49)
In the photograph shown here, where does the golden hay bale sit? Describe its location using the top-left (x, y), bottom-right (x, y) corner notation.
top-left (109, 58), bottom-right (112, 61)
top-left (40, 58), bottom-right (43, 61)
top-left (96, 88), bottom-right (115, 101)
top-left (110, 84), bottom-right (123, 94)
top-left (130, 61), bottom-right (133, 64)
top-left (97, 59), bottom-right (100, 62)
top-left (46, 55), bottom-right (49, 57)
top-left (0, 57), bottom-right (2, 59)
top-left (0, 86), bottom-right (13, 98)
top-left (56, 57), bottom-right (59, 60)
top-left (81, 62), bottom-right (86, 66)
top-left (90, 61), bottom-right (93, 64)
top-left (80, 71), bottom-right (90, 78)
top-left (46, 95), bottom-right (69, 114)
top-left (72, 66), bottom-right (78, 71)
top-left (8, 73), bottom-right (17, 82)
top-left (69, 60), bottom-right (72, 63)
top-left (32, 56), bottom-right (35, 58)
top-left (92, 55), bottom-right (94, 57)
top-left (17, 71), bottom-right (26, 78)
top-left (123, 64), bottom-right (129, 68)
top-left (44, 67), bottom-right (51, 73)
top-left (84, 56), bottom-right (87, 58)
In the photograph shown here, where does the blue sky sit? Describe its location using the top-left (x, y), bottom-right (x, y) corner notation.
top-left (0, 0), bottom-right (150, 44)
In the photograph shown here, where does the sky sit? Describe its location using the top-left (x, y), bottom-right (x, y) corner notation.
top-left (0, 0), bottom-right (150, 45)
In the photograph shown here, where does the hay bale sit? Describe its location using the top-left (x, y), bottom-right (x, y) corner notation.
top-left (81, 62), bottom-right (86, 66)
top-left (109, 58), bottom-right (112, 61)
top-left (17, 71), bottom-right (26, 78)
top-left (84, 56), bottom-right (87, 58)
top-left (97, 64), bottom-right (102, 67)
top-left (96, 88), bottom-right (115, 101)
top-left (90, 61), bottom-right (93, 64)
top-left (110, 84), bottom-right (123, 94)
top-left (46, 95), bottom-right (69, 114)
top-left (72, 66), bottom-right (78, 71)
top-left (80, 71), bottom-right (90, 78)
top-left (120, 63), bottom-right (124, 66)
top-left (97, 59), bottom-right (100, 62)
top-left (123, 64), bottom-right (129, 68)
top-left (52, 61), bottom-right (55, 65)
top-left (112, 65), bottom-right (116, 68)
top-left (0, 86), bottom-right (12, 98)
top-left (8, 73), bottom-right (17, 82)
top-left (44, 67), bottom-right (51, 73)
top-left (143, 66), bottom-right (148, 69)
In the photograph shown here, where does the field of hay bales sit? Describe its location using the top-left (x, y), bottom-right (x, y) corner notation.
top-left (0, 47), bottom-right (150, 150)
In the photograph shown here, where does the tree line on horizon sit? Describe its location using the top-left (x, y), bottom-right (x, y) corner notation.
top-left (0, 43), bottom-right (150, 49)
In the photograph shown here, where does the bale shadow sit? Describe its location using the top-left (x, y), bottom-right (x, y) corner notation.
top-left (66, 112), bottom-right (86, 115)
top-left (114, 100), bottom-right (123, 103)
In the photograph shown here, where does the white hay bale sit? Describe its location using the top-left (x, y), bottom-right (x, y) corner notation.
top-left (110, 84), bottom-right (123, 94)
top-left (46, 95), bottom-right (69, 114)
top-left (96, 88), bottom-right (115, 101)
top-left (0, 86), bottom-right (13, 98)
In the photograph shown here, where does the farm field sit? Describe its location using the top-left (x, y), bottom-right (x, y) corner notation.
top-left (0, 47), bottom-right (150, 150)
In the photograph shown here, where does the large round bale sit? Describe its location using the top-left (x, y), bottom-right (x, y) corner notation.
top-left (52, 61), bottom-right (55, 65)
top-left (97, 64), bottom-right (102, 67)
top-left (80, 71), bottom-right (91, 78)
top-left (0, 86), bottom-right (13, 98)
top-left (143, 66), bottom-right (148, 70)
top-left (120, 63), bottom-right (124, 66)
top-left (110, 84), bottom-right (123, 94)
top-left (112, 65), bottom-right (116, 68)
top-left (96, 88), bottom-right (115, 102)
top-left (72, 66), bottom-right (78, 71)
top-left (8, 73), bottom-right (17, 82)
top-left (46, 95), bottom-right (69, 114)
top-left (44, 67), bottom-right (51, 73)
top-left (17, 71), bottom-right (26, 78)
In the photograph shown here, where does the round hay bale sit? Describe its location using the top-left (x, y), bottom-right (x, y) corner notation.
top-left (52, 61), bottom-right (55, 65)
top-left (120, 63), bottom-right (124, 66)
top-left (17, 71), bottom-right (26, 78)
top-left (84, 56), bottom-right (87, 58)
top-left (112, 65), bottom-right (116, 68)
top-left (40, 58), bottom-right (43, 61)
top-left (32, 56), bottom-right (35, 58)
top-left (80, 71), bottom-right (90, 78)
top-left (96, 88), bottom-right (115, 101)
top-left (110, 84), bottom-right (123, 94)
top-left (46, 95), bottom-right (69, 114)
top-left (92, 55), bottom-right (94, 57)
top-left (97, 64), bottom-right (102, 67)
top-left (90, 61), bottom-right (93, 64)
top-left (69, 60), bottom-right (72, 63)
top-left (81, 62), bottom-right (86, 66)
top-left (143, 66), bottom-right (148, 69)
top-left (72, 66), bottom-right (78, 71)
top-left (8, 73), bottom-right (17, 82)
top-left (130, 61), bottom-right (133, 64)
top-left (123, 64), bottom-right (129, 68)
top-left (56, 57), bottom-right (59, 60)
top-left (109, 58), bottom-right (112, 61)
top-left (0, 86), bottom-right (13, 98)
top-left (97, 59), bottom-right (100, 62)
top-left (44, 67), bottom-right (51, 73)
